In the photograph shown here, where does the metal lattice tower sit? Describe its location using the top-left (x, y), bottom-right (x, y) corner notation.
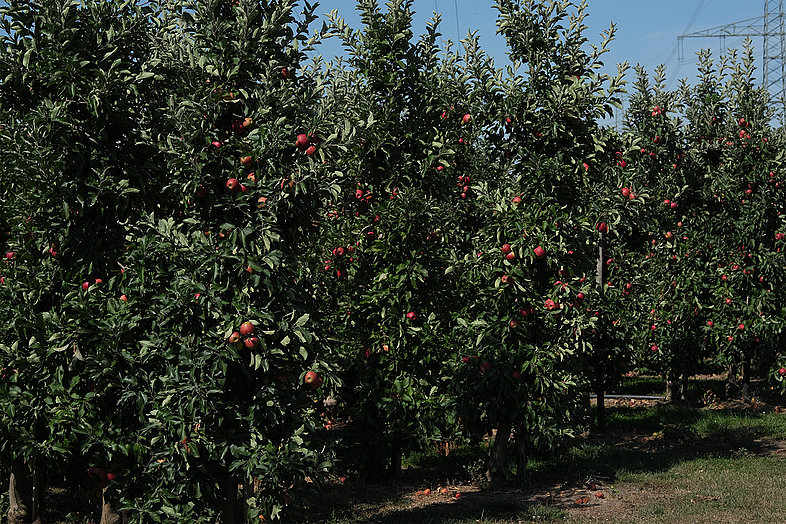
top-left (677, 0), bottom-right (786, 117)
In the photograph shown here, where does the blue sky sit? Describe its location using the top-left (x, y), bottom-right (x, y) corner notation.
top-left (307, 1), bottom-right (771, 123)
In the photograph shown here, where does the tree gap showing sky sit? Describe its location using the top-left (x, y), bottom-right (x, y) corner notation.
top-left (308, 1), bottom-right (768, 125)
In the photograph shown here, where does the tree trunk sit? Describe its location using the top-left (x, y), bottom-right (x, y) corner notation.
top-left (725, 363), bottom-right (738, 398)
top-left (485, 418), bottom-right (511, 487)
top-left (514, 421), bottom-right (528, 488)
top-left (680, 372), bottom-right (689, 401)
top-left (594, 387), bottom-right (606, 433)
top-left (741, 358), bottom-right (751, 402)
top-left (222, 468), bottom-right (239, 524)
top-left (665, 375), bottom-right (680, 403)
top-left (30, 460), bottom-right (44, 524)
top-left (389, 437), bottom-right (402, 481)
top-left (8, 459), bottom-right (29, 524)
top-left (99, 485), bottom-right (121, 524)
top-left (581, 390), bottom-right (592, 432)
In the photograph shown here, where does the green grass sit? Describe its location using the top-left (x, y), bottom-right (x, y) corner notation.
top-left (312, 499), bottom-right (566, 524)
top-left (564, 456), bottom-right (786, 524)
top-left (297, 400), bottom-right (786, 524)
top-left (610, 375), bottom-right (666, 396)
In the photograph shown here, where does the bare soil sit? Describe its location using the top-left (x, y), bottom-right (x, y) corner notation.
top-left (296, 397), bottom-right (786, 523)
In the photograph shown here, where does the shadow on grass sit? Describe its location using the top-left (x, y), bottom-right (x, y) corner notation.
top-left (289, 485), bottom-right (563, 524)
top-left (293, 402), bottom-right (786, 523)
top-left (610, 376), bottom-right (665, 396)
top-left (530, 404), bottom-right (786, 486)
top-left (359, 496), bottom-right (529, 524)
top-left (609, 375), bottom-right (739, 401)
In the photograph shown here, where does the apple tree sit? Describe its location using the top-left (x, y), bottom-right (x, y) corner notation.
top-left (309, 0), bottom-right (477, 479)
top-left (689, 43), bottom-right (786, 400)
top-left (0, 0), bottom-right (337, 521)
top-left (619, 64), bottom-right (717, 402)
top-left (446, 0), bottom-right (626, 483)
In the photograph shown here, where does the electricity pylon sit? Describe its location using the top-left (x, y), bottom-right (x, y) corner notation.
top-left (678, 0), bottom-right (786, 121)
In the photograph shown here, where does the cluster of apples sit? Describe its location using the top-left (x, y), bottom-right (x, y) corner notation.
top-left (227, 321), bottom-right (260, 350)
top-left (81, 277), bottom-right (104, 291)
top-left (296, 133), bottom-right (317, 157)
top-left (87, 466), bottom-right (118, 489)
top-left (324, 245), bottom-right (357, 278)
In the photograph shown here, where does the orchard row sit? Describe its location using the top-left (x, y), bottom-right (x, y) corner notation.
top-left (1, 0), bottom-right (785, 522)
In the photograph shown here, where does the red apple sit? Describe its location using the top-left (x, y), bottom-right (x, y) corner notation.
top-left (779, 368), bottom-right (786, 376)
top-left (244, 336), bottom-right (260, 349)
top-left (500, 275), bottom-right (513, 284)
top-left (105, 472), bottom-right (118, 482)
top-left (651, 344), bottom-right (658, 352)
top-left (240, 156), bottom-right (254, 167)
top-left (501, 243), bottom-right (512, 254)
top-left (776, 233), bottom-right (784, 240)
top-left (738, 323), bottom-right (745, 330)
top-left (512, 196), bottom-right (522, 205)
top-left (664, 232), bottom-right (673, 240)
top-left (225, 178), bottom-right (240, 193)
top-left (707, 320), bottom-right (713, 327)
top-left (509, 319), bottom-right (519, 329)
top-left (534, 246), bottom-right (546, 259)
top-left (228, 332), bottom-right (241, 344)
top-left (82, 281), bottom-right (90, 291)
top-left (406, 311), bottom-right (417, 321)
top-left (596, 222), bottom-right (607, 233)
top-left (505, 252), bottom-right (516, 261)
top-left (281, 68), bottom-right (290, 78)
top-left (239, 321), bottom-right (255, 337)
top-left (621, 187), bottom-right (631, 198)
top-left (119, 294), bottom-right (128, 301)
top-left (304, 371), bottom-right (323, 389)
top-left (87, 466), bottom-right (106, 480)
top-left (295, 134), bottom-right (310, 150)
top-left (461, 114), bottom-right (471, 124)
top-left (5, 251), bottom-right (14, 259)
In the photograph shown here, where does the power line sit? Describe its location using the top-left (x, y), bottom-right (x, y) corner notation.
top-left (677, 0), bottom-right (786, 122)
top-left (454, 0), bottom-right (460, 45)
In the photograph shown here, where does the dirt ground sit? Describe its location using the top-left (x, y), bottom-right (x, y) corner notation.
top-left (313, 397), bottom-right (786, 523)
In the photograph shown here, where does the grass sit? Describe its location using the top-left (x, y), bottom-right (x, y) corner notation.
top-left (294, 384), bottom-right (786, 524)
top-left (13, 377), bottom-right (786, 523)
